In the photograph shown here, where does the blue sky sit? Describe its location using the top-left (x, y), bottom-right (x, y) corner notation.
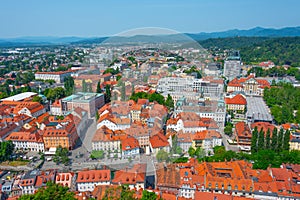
top-left (1, 0), bottom-right (300, 38)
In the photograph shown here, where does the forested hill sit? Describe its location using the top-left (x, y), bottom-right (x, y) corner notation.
top-left (199, 37), bottom-right (300, 67)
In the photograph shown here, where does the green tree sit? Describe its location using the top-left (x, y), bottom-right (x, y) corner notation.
top-left (0, 141), bottom-right (14, 162)
top-left (224, 123), bottom-right (233, 137)
top-left (283, 129), bottom-right (291, 151)
top-left (82, 79), bottom-right (87, 92)
top-left (18, 182), bottom-right (76, 200)
top-left (251, 127), bottom-right (258, 154)
top-left (96, 81), bottom-right (102, 93)
top-left (156, 149), bottom-right (169, 162)
top-left (46, 87), bottom-right (66, 101)
top-left (195, 147), bottom-right (205, 159)
top-left (278, 128), bottom-right (284, 152)
top-left (54, 146), bottom-right (70, 166)
top-left (88, 83), bottom-right (93, 93)
top-left (32, 96), bottom-right (43, 103)
top-left (252, 150), bottom-right (276, 170)
top-left (64, 77), bottom-right (74, 96)
top-left (116, 75), bottom-right (122, 81)
top-left (258, 128), bottom-right (265, 151)
top-left (105, 84), bottom-right (111, 103)
top-left (170, 135), bottom-right (183, 155)
top-left (265, 128), bottom-right (271, 149)
top-left (188, 146), bottom-right (196, 157)
top-left (165, 94), bottom-right (174, 111)
top-left (141, 190), bottom-right (157, 200)
top-left (271, 128), bottom-right (278, 151)
top-left (95, 111), bottom-right (99, 120)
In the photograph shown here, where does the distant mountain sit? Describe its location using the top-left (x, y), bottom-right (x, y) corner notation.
top-left (1, 26), bottom-right (300, 47)
top-left (187, 26), bottom-right (300, 40)
top-left (0, 36), bottom-right (89, 47)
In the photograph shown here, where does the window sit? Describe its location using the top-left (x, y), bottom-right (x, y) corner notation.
top-left (228, 184), bottom-right (231, 190)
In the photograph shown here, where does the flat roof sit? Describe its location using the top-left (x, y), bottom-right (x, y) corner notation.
top-left (0, 92), bottom-right (37, 102)
top-left (246, 96), bottom-right (273, 122)
top-left (62, 92), bottom-right (103, 103)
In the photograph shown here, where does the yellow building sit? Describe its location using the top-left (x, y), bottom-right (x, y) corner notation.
top-left (43, 122), bottom-right (78, 150)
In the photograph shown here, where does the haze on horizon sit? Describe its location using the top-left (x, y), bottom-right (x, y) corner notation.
top-left (1, 0), bottom-right (300, 38)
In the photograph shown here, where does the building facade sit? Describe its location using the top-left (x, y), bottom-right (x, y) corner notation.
top-left (35, 71), bottom-right (73, 83)
top-left (61, 92), bottom-right (105, 117)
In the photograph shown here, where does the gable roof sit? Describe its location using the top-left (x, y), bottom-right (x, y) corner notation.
top-left (150, 133), bottom-right (170, 148)
top-left (76, 170), bottom-right (110, 183)
top-left (235, 122), bottom-right (252, 138)
top-left (193, 130), bottom-right (222, 141)
top-left (5, 131), bottom-right (43, 143)
top-left (225, 94), bottom-right (247, 105)
top-left (112, 164), bottom-right (146, 185)
top-left (121, 137), bottom-right (140, 151)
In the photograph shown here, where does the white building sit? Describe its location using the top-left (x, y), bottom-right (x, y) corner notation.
top-left (35, 71), bottom-right (72, 83)
top-left (193, 130), bottom-right (222, 155)
top-left (5, 132), bottom-right (44, 152)
top-left (97, 116), bottom-right (130, 131)
top-left (149, 133), bottom-right (170, 155)
top-left (166, 118), bottom-right (207, 133)
top-left (121, 137), bottom-right (140, 158)
top-left (76, 170), bottom-right (110, 192)
top-left (177, 132), bottom-right (193, 153)
top-left (92, 126), bottom-right (125, 155)
top-left (157, 76), bottom-right (224, 101)
top-left (50, 99), bottom-right (63, 116)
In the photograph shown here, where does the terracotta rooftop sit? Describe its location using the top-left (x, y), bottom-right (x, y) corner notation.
top-left (251, 122), bottom-right (276, 134)
top-left (193, 130), bottom-right (222, 141)
top-left (150, 133), bottom-right (170, 148)
top-left (92, 126), bottom-right (127, 142)
top-left (235, 122), bottom-right (252, 138)
top-left (225, 94), bottom-right (247, 105)
top-left (76, 170), bottom-right (110, 183)
top-left (121, 137), bottom-right (139, 151)
top-left (112, 164), bottom-right (146, 185)
top-left (5, 131), bottom-right (43, 143)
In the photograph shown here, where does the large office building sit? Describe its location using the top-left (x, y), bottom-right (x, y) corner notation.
top-left (61, 92), bottom-right (105, 117)
top-left (223, 51), bottom-right (242, 81)
top-left (157, 77), bottom-right (224, 101)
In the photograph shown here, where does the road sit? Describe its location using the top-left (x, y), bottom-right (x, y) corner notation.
top-left (220, 128), bottom-right (239, 152)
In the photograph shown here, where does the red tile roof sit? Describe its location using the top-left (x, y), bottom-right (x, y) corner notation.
top-left (251, 122), bottom-right (276, 134)
top-left (225, 94), bottom-right (247, 105)
top-left (92, 126), bottom-right (127, 142)
top-left (150, 133), bottom-right (169, 148)
top-left (5, 131), bottom-right (43, 143)
top-left (112, 164), bottom-right (146, 185)
top-left (76, 170), bottom-right (110, 183)
top-left (193, 130), bottom-right (222, 140)
top-left (235, 122), bottom-right (252, 138)
top-left (121, 137), bottom-right (139, 151)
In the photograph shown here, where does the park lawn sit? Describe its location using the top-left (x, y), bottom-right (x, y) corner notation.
top-left (0, 160), bottom-right (30, 167)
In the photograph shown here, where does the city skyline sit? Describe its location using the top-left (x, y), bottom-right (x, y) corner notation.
top-left (1, 0), bottom-right (300, 38)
